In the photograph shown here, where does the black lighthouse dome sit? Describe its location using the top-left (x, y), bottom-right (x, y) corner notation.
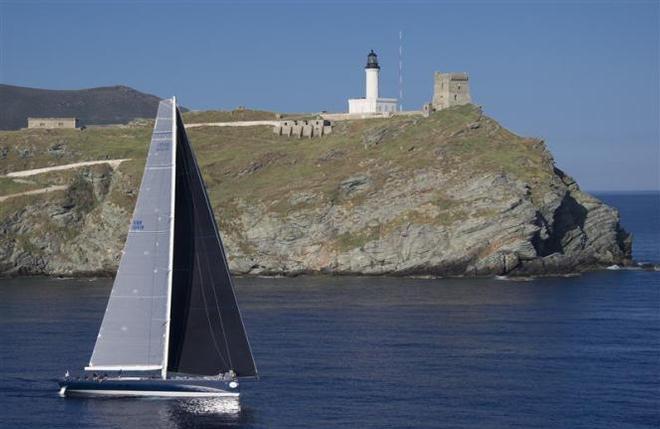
top-left (365, 50), bottom-right (380, 69)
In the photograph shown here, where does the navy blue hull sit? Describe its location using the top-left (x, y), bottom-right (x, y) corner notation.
top-left (59, 378), bottom-right (239, 398)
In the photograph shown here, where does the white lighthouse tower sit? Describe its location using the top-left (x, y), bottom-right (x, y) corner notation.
top-left (365, 50), bottom-right (379, 99)
top-left (348, 50), bottom-right (397, 115)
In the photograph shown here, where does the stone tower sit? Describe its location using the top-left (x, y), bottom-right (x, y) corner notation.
top-left (432, 72), bottom-right (471, 110)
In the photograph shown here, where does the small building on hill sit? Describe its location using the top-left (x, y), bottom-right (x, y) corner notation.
top-left (274, 119), bottom-right (332, 138)
top-left (432, 72), bottom-right (471, 110)
top-left (27, 117), bottom-right (80, 129)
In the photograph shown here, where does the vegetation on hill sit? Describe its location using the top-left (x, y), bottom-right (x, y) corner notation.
top-left (182, 109), bottom-right (278, 123)
top-left (186, 105), bottom-right (553, 207)
top-left (182, 108), bottom-right (317, 123)
top-left (0, 104), bottom-right (631, 277)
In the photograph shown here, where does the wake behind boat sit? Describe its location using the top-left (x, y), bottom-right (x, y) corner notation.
top-left (59, 98), bottom-right (257, 398)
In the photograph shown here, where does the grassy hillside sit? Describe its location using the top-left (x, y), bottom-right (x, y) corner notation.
top-left (182, 109), bottom-right (278, 123)
top-left (0, 104), bottom-right (630, 277)
top-left (193, 106), bottom-right (551, 208)
top-left (0, 104), bottom-right (552, 212)
top-left (182, 108), bottom-right (315, 123)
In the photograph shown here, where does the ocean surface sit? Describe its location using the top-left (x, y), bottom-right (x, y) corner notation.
top-left (0, 192), bottom-right (658, 429)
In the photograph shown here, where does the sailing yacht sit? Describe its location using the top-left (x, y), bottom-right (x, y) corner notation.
top-left (58, 98), bottom-right (257, 397)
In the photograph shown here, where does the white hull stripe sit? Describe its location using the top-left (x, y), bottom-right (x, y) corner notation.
top-left (85, 365), bottom-right (162, 371)
top-left (62, 388), bottom-right (239, 398)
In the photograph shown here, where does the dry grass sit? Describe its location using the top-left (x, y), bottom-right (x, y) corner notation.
top-left (182, 109), bottom-right (278, 123)
top-left (0, 104), bottom-right (556, 223)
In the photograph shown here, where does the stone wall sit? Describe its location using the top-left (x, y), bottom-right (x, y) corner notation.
top-left (273, 119), bottom-right (332, 138)
top-left (432, 72), bottom-right (471, 110)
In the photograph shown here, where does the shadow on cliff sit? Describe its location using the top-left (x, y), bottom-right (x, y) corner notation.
top-left (528, 167), bottom-right (632, 272)
top-left (532, 191), bottom-right (588, 257)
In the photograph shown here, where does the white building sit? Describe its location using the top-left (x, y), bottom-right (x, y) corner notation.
top-left (348, 50), bottom-right (397, 114)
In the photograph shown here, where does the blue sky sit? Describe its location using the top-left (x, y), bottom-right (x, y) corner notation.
top-left (1, 0), bottom-right (658, 191)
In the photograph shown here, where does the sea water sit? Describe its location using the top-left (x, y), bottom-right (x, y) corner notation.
top-left (0, 192), bottom-right (658, 429)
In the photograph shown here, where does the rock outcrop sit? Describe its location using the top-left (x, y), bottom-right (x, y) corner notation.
top-left (222, 167), bottom-right (631, 277)
top-left (0, 105), bottom-right (632, 277)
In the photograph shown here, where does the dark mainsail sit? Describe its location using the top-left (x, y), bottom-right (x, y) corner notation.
top-left (167, 110), bottom-right (257, 378)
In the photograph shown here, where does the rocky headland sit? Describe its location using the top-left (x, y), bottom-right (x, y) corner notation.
top-left (0, 105), bottom-right (632, 277)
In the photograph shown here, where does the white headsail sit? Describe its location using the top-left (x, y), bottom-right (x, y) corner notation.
top-left (86, 99), bottom-right (176, 373)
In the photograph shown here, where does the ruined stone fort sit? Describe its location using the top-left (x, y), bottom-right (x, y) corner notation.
top-left (432, 72), bottom-right (471, 110)
top-left (273, 119), bottom-right (332, 138)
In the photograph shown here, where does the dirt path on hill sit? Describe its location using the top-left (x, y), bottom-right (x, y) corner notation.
top-left (0, 185), bottom-right (68, 202)
top-left (185, 120), bottom-right (279, 128)
top-left (5, 159), bottom-right (130, 178)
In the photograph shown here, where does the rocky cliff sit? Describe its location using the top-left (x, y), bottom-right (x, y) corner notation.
top-left (0, 105), bottom-right (632, 277)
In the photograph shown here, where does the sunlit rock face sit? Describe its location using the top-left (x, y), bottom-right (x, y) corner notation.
top-left (0, 105), bottom-right (631, 277)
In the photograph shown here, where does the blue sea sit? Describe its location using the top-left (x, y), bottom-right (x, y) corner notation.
top-left (0, 192), bottom-right (658, 428)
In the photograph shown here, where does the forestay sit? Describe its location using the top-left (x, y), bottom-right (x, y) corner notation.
top-left (87, 99), bottom-right (176, 372)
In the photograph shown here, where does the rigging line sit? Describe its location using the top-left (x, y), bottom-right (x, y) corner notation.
top-left (197, 206), bottom-right (234, 369)
top-left (214, 222), bottom-right (257, 374)
top-left (180, 121), bottom-right (233, 372)
top-left (185, 141), bottom-right (235, 371)
top-left (194, 222), bottom-right (230, 370)
top-left (178, 122), bottom-right (228, 371)
top-left (183, 141), bottom-right (229, 370)
top-left (200, 224), bottom-right (234, 370)
top-left (182, 150), bottom-right (229, 366)
top-left (188, 138), bottom-right (233, 369)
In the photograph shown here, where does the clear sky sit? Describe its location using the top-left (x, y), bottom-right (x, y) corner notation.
top-left (1, 0), bottom-right (658, 191)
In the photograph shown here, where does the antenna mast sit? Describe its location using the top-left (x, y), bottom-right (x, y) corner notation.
top-left (398, 30), bottom-right (403, 112)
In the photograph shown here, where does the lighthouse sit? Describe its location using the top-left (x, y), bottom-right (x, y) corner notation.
top-left (348, 50), bottom-right (397, 115)
top-left (365, 50), bottom-right (380, 99)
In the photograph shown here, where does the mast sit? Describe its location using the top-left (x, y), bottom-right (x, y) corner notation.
top-left (161, 96), bottom-right (177, 380)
